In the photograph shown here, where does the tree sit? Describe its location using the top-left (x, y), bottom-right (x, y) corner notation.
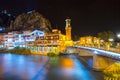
top-left (73, 34), bottom-right (79, 41)
top-left (97, 31), bottom-right (115, 42)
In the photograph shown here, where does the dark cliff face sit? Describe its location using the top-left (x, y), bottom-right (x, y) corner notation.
top-left (13, 11), bottom-right (52, 32)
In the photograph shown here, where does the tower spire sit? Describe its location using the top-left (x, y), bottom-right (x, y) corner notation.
top-left (65, 18), bottom-right (72, 40)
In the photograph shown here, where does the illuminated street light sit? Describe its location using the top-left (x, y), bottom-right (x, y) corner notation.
top-left (117, 34), bottom-right (120, 38)
top-left (108, 38), bottom-right (114, 42)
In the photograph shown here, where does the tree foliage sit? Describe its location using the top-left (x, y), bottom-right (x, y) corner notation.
top-left (8, 47), bottom-right (32, 55)
top-left (97, 31), bottom-right (115, 42)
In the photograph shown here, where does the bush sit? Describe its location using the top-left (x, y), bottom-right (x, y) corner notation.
top-left (47, 52), bottom-right (59, 57)
top-left (8, 47), bottom-right (32, 55)
top-left (0, 48), bottom-right (8, 53)
top-left (110, 45), bottom-right (116, 48)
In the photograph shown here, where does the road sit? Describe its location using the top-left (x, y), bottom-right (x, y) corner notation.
top-left (0, 54), bottom-right (103, 80)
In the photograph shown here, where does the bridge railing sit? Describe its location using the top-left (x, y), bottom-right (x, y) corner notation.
top-left (98, 47), bottom-right (120, 54)
top-left (76, 45), bottom-right (120, 54)
top-left (109, 48), bottom-right (120, 53)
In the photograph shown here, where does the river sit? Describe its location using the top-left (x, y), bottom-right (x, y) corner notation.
top-left (0, 54), bottom-right (103, 80)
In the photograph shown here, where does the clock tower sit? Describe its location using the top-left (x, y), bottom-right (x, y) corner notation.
top-left (65, 18), bottom-right (72, 40)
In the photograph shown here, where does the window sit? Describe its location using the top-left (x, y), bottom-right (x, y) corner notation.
top-left (51, 36), bottom-right (53, 39)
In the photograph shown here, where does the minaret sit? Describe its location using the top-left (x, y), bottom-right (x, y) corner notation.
top-left (65, 18), bottom-right (72, 40)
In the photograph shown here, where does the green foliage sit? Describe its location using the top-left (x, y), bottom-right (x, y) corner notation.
top-left (47, 52), bottom-right (59, 57)
top-left (98, 31), bottom-right (115, 42)
top-left (110, 43), bottom-right (117, 48)
top-left (73, 35), bottom-right (79, 41)
top-left (0, 49), bottom-right (7, 53)
top-left (8, 47), bottom-right (32, 55)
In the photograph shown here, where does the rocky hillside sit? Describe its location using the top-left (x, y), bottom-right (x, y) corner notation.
top-left (13, 11), bottom-right (52, 32)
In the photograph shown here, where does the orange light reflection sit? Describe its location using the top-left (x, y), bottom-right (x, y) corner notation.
top-left (60, 58), bottom-right (74, 68)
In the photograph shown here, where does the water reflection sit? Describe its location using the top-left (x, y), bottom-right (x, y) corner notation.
top-left (49, 57), bottom-right (59, 66)
top-left (88, 58), bottom-right (93, 68)
top-left (60, 58), bottom-right (74, 68)
top-left (0, 54), bottom-right (49, 80)
top-left (47, 55), bottom-right (98, 80)
top-left (0, 54), bottom-right (103, 80)
top-left (60, 56), bottom-right (95, 80)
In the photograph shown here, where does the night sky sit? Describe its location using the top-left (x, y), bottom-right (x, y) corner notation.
top-left (0, 0), bottom-right (120, 37)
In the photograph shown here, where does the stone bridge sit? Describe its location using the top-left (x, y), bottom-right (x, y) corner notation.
top-left (66, 46), bottom-right (119, 71)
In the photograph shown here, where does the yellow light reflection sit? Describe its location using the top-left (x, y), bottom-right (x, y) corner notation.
top-left (60, 58), bottom-right (74, 68)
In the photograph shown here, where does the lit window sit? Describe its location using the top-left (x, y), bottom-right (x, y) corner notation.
top-left (51, 37), bottom-right (53, 39)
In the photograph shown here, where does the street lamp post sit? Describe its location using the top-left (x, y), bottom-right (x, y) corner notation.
top-left (117, 34), bottom-right (120, 46)
top-left (117, 34), bottom-right (120, 39)
top-left (117, 34), bottom-right (120, 41)
top-left (117, 34), bottom-right (120, 52)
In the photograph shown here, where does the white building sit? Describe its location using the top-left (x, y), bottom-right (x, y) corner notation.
top-left (3, 30), bottom-right (44, 49)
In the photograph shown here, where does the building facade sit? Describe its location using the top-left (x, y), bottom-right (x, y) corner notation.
top-left (3, 30), bottom-right (44, 49)
top-left (79, 36), bottom-right (100, 48)
top-left (28, 28), bottom-right (73, 54)
top-left (1, 18), bottom-right (73, 54)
